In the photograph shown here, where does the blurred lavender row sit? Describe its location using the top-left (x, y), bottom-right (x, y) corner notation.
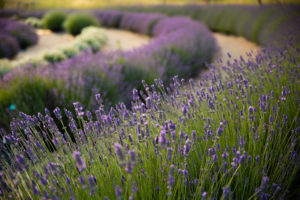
top-left (115, 4), bottom-right (300, 46)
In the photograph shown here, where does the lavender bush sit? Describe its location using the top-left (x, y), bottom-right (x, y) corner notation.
top-left (0, 18), bottom-right (38, 49)
top-left (0, 34), bottom-right (19, 59)
top-left (93, 10), bottom-right (124, 28)
top-left (119, 12), bottom-right (165, 35)
top-left (0, 40), bottom-right (299, 199)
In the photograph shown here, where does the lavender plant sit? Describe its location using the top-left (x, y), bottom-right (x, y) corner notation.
top-left (0, 18), bottom-right (38, 49)
top-left (0, 34), bottom-right (19, 59)
top-left (119, 12), bottom-right (165, 35)
top-left (0, 40), bottom-right (299, 199)
top-left (93, 10), bottom-right (124, 28)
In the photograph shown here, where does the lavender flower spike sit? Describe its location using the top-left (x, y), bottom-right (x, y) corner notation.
top-left (72, 151), bottom-right (87, 172)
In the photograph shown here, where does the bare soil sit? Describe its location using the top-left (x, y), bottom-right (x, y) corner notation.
top-left (15, 29), bottom-right (74, 61)
top-left (213, 32), bottom-right (260, 63)
top-left (100, 28), bottom-right (150, 52)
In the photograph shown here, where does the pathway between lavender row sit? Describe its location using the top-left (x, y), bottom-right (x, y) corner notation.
top-left (13, 28), bottom-right (260, 68)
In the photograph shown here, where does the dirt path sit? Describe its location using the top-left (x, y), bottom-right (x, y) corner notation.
top-left (15, 29), bottom-right (74, 61)
top-left (100, 28), bottom-right (150, 52)
top-left (213, 33), bottom-right (260, 63)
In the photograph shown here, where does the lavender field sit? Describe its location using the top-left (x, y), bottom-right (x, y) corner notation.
top-left (0, 2), bottom-right (299, 200)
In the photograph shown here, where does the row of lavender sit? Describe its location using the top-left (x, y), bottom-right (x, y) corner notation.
top-left (1, 36), bottom-right (299, 199)
top-left (0, 11), bottom-right (217, 129)
top-left (0, 18), bottom-right (38, 59)
top-left (115, 4), bottom-right (300, 46)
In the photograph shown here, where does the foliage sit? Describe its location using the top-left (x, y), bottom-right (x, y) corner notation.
top-left (42, 10), bottom-right (67, 32)
top-left (73, 27), bottom-right (108, 53)
top-left (43, 51), bottom-right (67, 64)
top-left (25, 17), bottom-right (43, 28)
top-left (63, 13), bottom-right (99, 36)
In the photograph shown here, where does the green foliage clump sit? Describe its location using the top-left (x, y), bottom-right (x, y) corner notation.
top-left (42, 10), bottom-right (67, 32)
top-left (0, 60), bottom-right (12, 78)
top-left (0, 77), bottom-right (58, 129)
top-left (43, 51), bottom-right (67, 64)
top-left (62, 47), bottom-right (80, 58)
top-left (73, 27), bottom-right (107, 52)
top-left (24, 17), bottom-right (43, 28)
top-left (63, 13), bottom-right (99, 36)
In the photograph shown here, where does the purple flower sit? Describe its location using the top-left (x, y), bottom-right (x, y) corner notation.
top-left (223, 186), bottom-right (230, 200)
top-left (115, 185), bottom-right (122, 198)
top-left (167, 147), bottom-right (172, 160)
top-left (159, 130), bottom-right (167, 146)
top-left (72, 151), bottom-right (86, 172)
top-left (248, 106), bottom-right (255, 114)
top-left (53, 107), bottom-right (62, 120)
top-left (202, 192), bottom-right (207, 200)
top-left (114, 143), bottom-right (124, 160)
top-left (126, 162), bottom-right (133, 173)
top-left (213, 154), bottom-right (218, 163)
top-left (129, 150), bottom-right (136, 162)
top-left (78, 176), bottom-right (87, 189)
top-left (95, 94), bottom-right (103, 105)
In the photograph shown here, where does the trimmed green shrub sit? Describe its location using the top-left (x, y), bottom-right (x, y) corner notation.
top-left (42, 10), bottom-right (66, 32)
top-left (63, 13), bottom-right (99, 36)
top-left (62, 47), bottom-right (80, 58)
top-left (43, 51), bottom-right (66, 64)
top-left (73, 27), bottom-right (107, 52)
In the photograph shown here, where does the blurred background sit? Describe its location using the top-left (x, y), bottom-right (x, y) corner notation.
top-left (1, 0), bottom-right (299, 9)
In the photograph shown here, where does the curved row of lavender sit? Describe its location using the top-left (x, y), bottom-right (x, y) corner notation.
top-left (0, 18), bottom-right (38, 59)
top-left (1, 38), bottom-right (299, 199)
top-left (0, 11), bottom-right (218, 128)
top-left (115, 4), bottom-right (300, 47)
